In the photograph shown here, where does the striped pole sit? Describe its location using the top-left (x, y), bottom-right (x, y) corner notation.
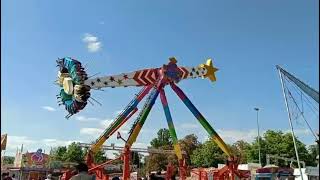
top-left (159, 89), bottom-right (183, 160)
top-left (126, 88), bottom-right (160, 146)
top-left (170, 83), bottom-right (232, 157)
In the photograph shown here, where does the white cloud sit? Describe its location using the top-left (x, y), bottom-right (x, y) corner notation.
top-left (87, 42), bottom-right (102, 52)
top-left (80, 128), bottom-right (104, 137)
top-left (78, 111), bottom-right (135, 140)
top-left (114, 110), bottom-right (123, 116)
top-left (214, 128), bottom-right (313, 144)
top-left (42, 139), bottom-right (81, 148)
top-left (132, 142), bottom-right (148, 149)
top-left (285, 129), bottom-right (311, 136)
top-left (120, 130), bottom-right (128, 134)
top-left (99, 118), bottom-right (130, 135)
top-left (83, 33), bottom-right (98, 42)
top-left (180, 123), bottom-right (201, 129)
top-left (179, 123), bottom-right (260, 143)
top-left (74, 116), bottom-right (100, 122)
top-left (100, 119), bottom-right (113, 127)
top-left (216, 129), bottom-right (258, 143)
top-left (41, 106), bottom-right (56, 112)
top-left (179, 128), bottom-right (258, 144)
top-left (82, 33), bottom-right (102, 52)
top-left (7, 136), bottom-right (37, 149)
top-left (4, 136), bottom-right (80, 156)
top-left (78, 126), bottom-right (128, 149)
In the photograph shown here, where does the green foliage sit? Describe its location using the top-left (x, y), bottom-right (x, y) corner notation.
top-left (47, 129), bottom-right (318, 172)
top-left (131, 151), bottom-right (141, 167)
top-left (49, 142), bottom-right (84, 164)
top-left (63, 142), bottom-right (85, 163)
top-left (179, 134), bottom-right (201, 165)
top-left (51, 144), bottom-right (107, 164)
top-left (307, 144), bottom-right (319, 166)
top-left (150, 128), bottom-right (173, 148)
top-left (93, 150), bottom-right (107, 164)
top-left (146, 153), bottom-right (168, 171)
top-left (2, 156), bottom-right (15, 165)
top-left (50, 146), bottom-right (67, 161)
top-left (247, 130), bottom-right (314, 166)
top-left (146, 128), bottom-right (174, 172)
top-left (191, 140), bottom-right (226, 167)
top-left (138, 166), bottom-right (147, 177)
top-left (230, 140), bottom-right (252, 164)
top-left (188, 130), bottom-right (317, 167)
top-left (48, 160), bottom-right (63, 169)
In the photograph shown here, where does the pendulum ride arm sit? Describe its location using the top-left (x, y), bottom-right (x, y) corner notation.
top-left (160, 89), bottom-right (187, 179)
top-left (89, 86), bottom-right (152, 154)
top-left (170, 83), bottom-right (233, 158)
top-left (126, 88), bottom-right (160, 147)
top-left (159, 89), bottom-right (183, 160)
top-left (56, 57), bottom-right (218, 117)
top-left (84, 58), bottom-right (218, 89)
top-left (120, 88), bottom-right (159, 180)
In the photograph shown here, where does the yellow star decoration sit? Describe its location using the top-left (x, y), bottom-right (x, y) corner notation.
top-left (200, 59), bottom-right (219, 82)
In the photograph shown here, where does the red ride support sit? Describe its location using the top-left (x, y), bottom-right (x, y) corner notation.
top-left (178, 159), bottom-right (186, 180)
top-left (199, 168), bottom-right (202, 180)
top-left (104, 175), bottom-right (109, 180)
top-left (166, 163), bottom-right (173, 180)
top-left (86, 151), bottom-right (95, 168)
top-left (122, 146), bottom-right (131, 180)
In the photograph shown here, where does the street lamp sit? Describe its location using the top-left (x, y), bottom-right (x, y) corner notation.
top-left (254, 107), bottom-right (261, 166)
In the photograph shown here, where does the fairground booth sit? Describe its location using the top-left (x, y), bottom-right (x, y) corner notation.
top-left (9, 148), bottom-right (51, 179)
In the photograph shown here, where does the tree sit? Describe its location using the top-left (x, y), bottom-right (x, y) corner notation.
top-left (131, 151), bottom-right (141, 168)
top-left (146, 153), bottom-right (168, 171)
top-left (247, 130), bottom-right (312, 166)
top-left (230, 140), bottom-right (252, 164)
top-left (179, 134), bottom-right (201, 165)
top-left (150, 128), bottom-right (173, 148)
top-left (63, 142), bottom-right (85, 163)
top-left (93, 150), bottom-right (107, 164)
top-left (2, 156), bottom-right (14, 165)
top-left (308, 144), bottom-right (319, 166)
top-left (82, 146), bottom-right (107, 165)
top-left (146, 128), bottom-right (174, 172)
top-left (144, 130), bottom-right (320, 170)
top-left (50, 146), bottom-right (67, 161)
top-left (191, 140), bottom-right (226, 167)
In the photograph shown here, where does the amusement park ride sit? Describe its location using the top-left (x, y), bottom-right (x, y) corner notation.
top-left (56, 57), bottom-right (250, 180)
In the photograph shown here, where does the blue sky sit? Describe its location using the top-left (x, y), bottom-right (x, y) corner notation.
top-left (1, 0), bottom-right (319, 157)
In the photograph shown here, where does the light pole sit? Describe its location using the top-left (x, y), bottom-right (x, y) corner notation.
top-left (254, 107), bottom-right (261, 166)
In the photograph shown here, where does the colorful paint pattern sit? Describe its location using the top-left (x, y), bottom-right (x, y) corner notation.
top-left (170, 83), bottom-right (232, 157)
top-left (126, 88), bottom-right (159, 146)
top-left (160, 89), bottom-right (183, 160)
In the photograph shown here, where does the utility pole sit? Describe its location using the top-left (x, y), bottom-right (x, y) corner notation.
top-left (254, 108), bottom-right (261, 166)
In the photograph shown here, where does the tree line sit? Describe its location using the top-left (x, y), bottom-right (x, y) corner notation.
top-left (47, 129), bottom-right (318, 172)
top-left (145, 128), bottom-right (319, 172)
